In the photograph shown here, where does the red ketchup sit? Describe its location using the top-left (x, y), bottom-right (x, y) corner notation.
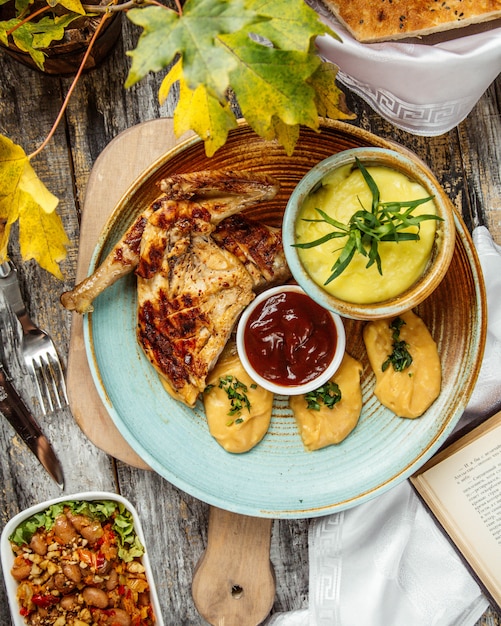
top-left (243, 290), bottom-right (337, 386)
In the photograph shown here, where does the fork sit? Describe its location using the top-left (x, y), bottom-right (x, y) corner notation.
top-left (0, 261), bottom-right (69, 414)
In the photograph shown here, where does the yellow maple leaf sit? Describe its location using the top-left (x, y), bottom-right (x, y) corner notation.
top-left (158, 57), bottom-right (181, 106)
top-left (19, 160), bottom-right (59, 214)
top-left (0, 135), bottom-right (67, 276)
top-left (0, 136), bottom-right (25, 208)
top-left (270, 117), bottom-right (300, 157)
top-left (0, 224), bottom-right (10, 261)
top-left (18, 190), bottom-right (69, 280)
top-left (0, 136), bottom-right (25, 258)
top-left (309, 62), bottom-right (356, 122)
top-left (160, 59), bottom-right (237, 157)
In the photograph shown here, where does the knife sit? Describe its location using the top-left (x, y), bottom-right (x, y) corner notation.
top-left (0, 364), bottom-right (64, 488)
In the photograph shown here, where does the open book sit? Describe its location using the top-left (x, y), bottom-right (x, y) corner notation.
top-left (410, 410), bottom-right (501, 612)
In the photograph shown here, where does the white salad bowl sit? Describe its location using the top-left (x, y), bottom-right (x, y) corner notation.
top-left (0, 491), bottom-right (164, 626)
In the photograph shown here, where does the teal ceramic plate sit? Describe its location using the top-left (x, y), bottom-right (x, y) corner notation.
top-left (83, 121), bottom-right (486, 518)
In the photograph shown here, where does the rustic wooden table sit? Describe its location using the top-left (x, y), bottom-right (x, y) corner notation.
top-left (0, 14), bottom-right (500, 626)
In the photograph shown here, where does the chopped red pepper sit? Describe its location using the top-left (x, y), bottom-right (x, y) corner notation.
top-left (93, 608), bottom-right (113, 616)
top-left (32, 593), bottom-right (60, 608)
top-left (96, 551), bottom-right (106, 569)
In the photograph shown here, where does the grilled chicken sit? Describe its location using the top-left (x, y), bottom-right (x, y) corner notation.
top-left (137, 210), bottom-right (290, 406)
top-left (136, 199), bottom-right (256, 407)
top-left (158, 169), bottom-right (279, 210)
top-left (60, 205), bottom-right (155, 315)
top-left (61, 169), bottom-right (285, 407)
top-left (213, 214), bottom-right (291, 291)
top-left (61, 170), bottom-right (280, 314)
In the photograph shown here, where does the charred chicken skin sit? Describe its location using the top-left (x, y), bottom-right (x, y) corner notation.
top-left (135, 199), bottom-right (256, 407)
top-left (212, 213), bottom-right (290, 292)
top-left (61, 169), bottom-right (289, 407)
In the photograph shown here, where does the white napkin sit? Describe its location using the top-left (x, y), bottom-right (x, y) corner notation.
top-left (308, 0), bottom-right (501, 135)
top-left (462, 227), bottom-right (501, 420)
top-left (267, 226), bottom-right (501, 626)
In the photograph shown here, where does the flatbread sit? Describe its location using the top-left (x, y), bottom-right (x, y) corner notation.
top-left (321, 0), bottom-right (501, 42)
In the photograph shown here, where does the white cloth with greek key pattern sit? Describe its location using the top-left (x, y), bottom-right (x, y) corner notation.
top-left (266, 226), bottom-right (501, 625)
top-left (308, 0), bottom-right (501, 136)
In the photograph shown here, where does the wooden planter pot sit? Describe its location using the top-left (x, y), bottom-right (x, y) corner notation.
top-left (0, 1), bottom-right (123, 75)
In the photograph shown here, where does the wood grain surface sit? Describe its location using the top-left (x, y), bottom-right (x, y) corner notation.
top-left (67, 119), bottom-right (192, 468)
top-left (0, 12), bottom-right (500, 625)
top-left (192, 509), bottom-right (275, 626)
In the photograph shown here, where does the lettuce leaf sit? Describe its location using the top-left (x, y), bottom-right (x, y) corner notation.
top-left (8, 499), bottom-right (145, 562)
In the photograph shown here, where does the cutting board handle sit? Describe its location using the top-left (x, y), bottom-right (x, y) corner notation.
top-left (192, 506), bottom-right (275, 626)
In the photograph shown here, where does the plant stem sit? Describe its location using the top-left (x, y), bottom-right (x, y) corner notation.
top-left (82, 0), bottom-right (142, 12)
top-left (24, 0), bottom-right (180, 162)
top-left (81, 0), bottom-right (181, 13)
top-left (6, 5), bottom-right (51, 36)
top-left (28, 11), bottom-right (111, 161)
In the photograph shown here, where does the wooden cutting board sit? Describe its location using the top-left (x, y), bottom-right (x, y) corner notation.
top-left (67, 119), bottom-right (193, 468)
top-left (67, 120), bottom-right (276, 625)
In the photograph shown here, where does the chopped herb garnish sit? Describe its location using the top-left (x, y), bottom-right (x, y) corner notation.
top-left (293, 157), bottom-right (441, 283)
top-left (305, 381), bottom-right (342, 411)
top-left (205, 375), bottom-right (256, 421)
top-left (382, 317), bottom-right (413, 372)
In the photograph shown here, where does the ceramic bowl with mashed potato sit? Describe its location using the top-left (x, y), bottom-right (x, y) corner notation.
top-left (282, 147), bottom-right (456, 320)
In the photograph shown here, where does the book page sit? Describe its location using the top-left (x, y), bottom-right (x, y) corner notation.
top-left (420, 430), bottom-right (501, 595)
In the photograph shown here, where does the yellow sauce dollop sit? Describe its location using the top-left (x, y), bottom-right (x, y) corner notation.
top-left (204, 342), bottom-right (273, 453)
top-left (295, 165), bottom-right (438, 304)
top-left (363, 310), bottom-right (441, 418)
top-left (290, 352), bottom-right (363, 450)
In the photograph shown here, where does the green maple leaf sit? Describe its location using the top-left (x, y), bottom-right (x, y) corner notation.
top-left (126, 0), bottom-right (259, 99)
top-left (0, 17), bottom-right (19, 46)
top-left (0, 0), bottom-right (26, 10)
top-left (219, 29), bottom-right (321, 133)
top-left (240, 0), bottom-right (337, 51)
top-left (1, 0), bottom-right (84, 17)
top-left (28, 13), bottom-right (80, 46)
top-left (3, 13), bottom-right (81, 69)
top-left (126, 0), bottom-right (349, 155)
top-left (124, 7), bottom-right (179, 85)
